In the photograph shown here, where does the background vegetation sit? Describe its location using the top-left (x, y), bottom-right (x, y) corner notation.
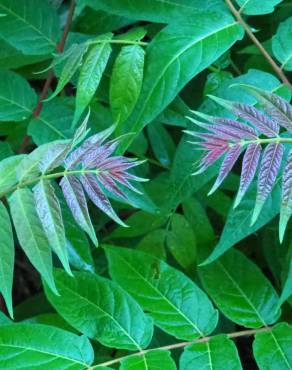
top-left (0, 0), bottom-right (291, 369)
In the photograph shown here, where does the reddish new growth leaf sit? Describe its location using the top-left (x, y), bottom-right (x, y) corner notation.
top-left (60, 126), bottom-right (146, 244)
top-left (187, 87), bottom-right (292, 241)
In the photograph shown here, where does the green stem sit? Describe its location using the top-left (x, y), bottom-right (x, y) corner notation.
top-left (0, 169), bottom-right (100, 198)
top-left (230, 136), bottom-right (292, 148)
top-left (88, 326), bottom-right (272, 369)
top-left (88, 39), bottom-right (148, 47)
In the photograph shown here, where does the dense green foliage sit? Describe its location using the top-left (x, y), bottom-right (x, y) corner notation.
top-left (0, 0), bottom-right (291, 369)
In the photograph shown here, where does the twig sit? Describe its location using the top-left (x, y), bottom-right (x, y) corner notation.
top-left (19, 0), bottom-right (76, 153)
top-left (225, 0), bottom-right (292, 90)
top-left (88, 326), bottom-right (272, 369)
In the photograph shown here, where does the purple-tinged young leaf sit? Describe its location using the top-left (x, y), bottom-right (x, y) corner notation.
top-left (194, 147), bottom-right (227, 175)
top-left (214, 117), bottom-right (257, 138)
top-left (251, 143), bottom-right (284, 225)
top-left (82, 139), bottom-right (120, 169)
top-left (234, 143), bottom-right (262, 208)
top-left (233, 103), bottom-right (279, 137)
top-left (33, 180), bottom-right (72, 275)
top-left (192, 111), bottom-right (257, 139)
top-left (98, 172), bottom-right (127, 200)
top-left (64, 125), bottom-right (115, 169)
top-left (40, 141), bottom-right (71, 174)
top-left (60, 175), bottom-right (98, 246)
top-left (208, 144), bottom-right (242, 195)
top-left (80, 173), bottom-right (127, 227)
top-left (279, 150), bottom-right (292, 242)
top-left (187, 116), bottom-right (243, 141)
top-left (110, 171), bottom-right (144, 194)
top-left (240, 85), bottom-right (292, 132)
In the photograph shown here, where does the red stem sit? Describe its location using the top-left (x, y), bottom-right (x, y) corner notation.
top-left (19, 0), bottom-right (76, 153)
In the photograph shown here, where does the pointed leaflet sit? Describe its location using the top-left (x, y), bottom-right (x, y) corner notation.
top-left (39, 112), bottom-right (90, 173)
top-left (9, 188), bottom-right (57, 294)
top-left (180, 335), bottom-right (242, 370)
top-left (33, 180), bottom-right (72, 275)
top-left (64, 125), bottom-right (115, 169)
top-left (279, 150), bottom-right (292, 242)
top-left (203, 184), bottom-right (281, 265)
top-left (105, 246), bottom-right (218, 340)
top-left (120, 350), bottom-right (176, 370)
top-left (44, 269), bottom-right (153, 350)
top-left (60, 175), bottom-right (97, 245)
top-left (253, 323), bottom-right (292, 369)
top-left (252, 143), bottom-right (284, 224)
top-left (80, 173), bottom-right (127, 227)
top-left (115, 15), bottom-right (244, 151)
top-left (46, 43), bottom-right (88, 102)
top-left (0, 324), bottom-right (94, 369)
top-left (241, 85), bottom-right (292, 132)
top-left (279, 255), bottom-right (292, 306)
top-left (0, 201), bottom-right (14, 318)
top-left (74, 34), bottom-right (112, 125)
top-left (110, 45), bottom-right (145, 125)
top-left (233, 103), bottom-right (279, 137)
top-left (56, 186), bottom-right (95, 273)
top-left (199, 249), bottom-right (280, 328)
top-left (234, 143), bottom-right (262, 208)
top-left (208, 144), bottom-right (241, 195)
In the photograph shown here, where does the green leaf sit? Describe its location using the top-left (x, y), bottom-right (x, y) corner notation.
top-left (116, 15), bottom-right (244, 151)
top-left (109, 210), bottom-right (166, 239)
top-left (78, 0), bottom-right (228, 23)
top-left (272, 17), bottom-right (292, 71)
top-left (147, 122), bottom-right (175, 167)
top-left (279, 250), bottom-right (292, 305)
top-left (0, 69), bottom-right (37, 121)
top-left (47, 43), bottom-right (88, 102)
top-left (0, 323), bottom-right (94, 369)
top-left (202, 185), bottom-right (281, 264)
top-left (199, 249), bottom-right (281, 328)
top-left (0, 201), bottom-right (14, 318)
top-left (0, 38), bottom-right (47, 69)
top-left (0, 155), bottom-right (26, 195)
top-left (182, 197), bottom-right (215, 245)
top-left (105, 246), bottom-right (218, 340)
top-left (28, 99), bottom-right (74, 145)
top-left (120, 349), bottom-right (177, 370)
top-left (0, 142), bottom-right (13, 161)
top-left (166, 214), bottom-right (196, 270)
top-left (45, 269), bottom-right (153, 350)
top-left (234, 0), bottom-right (283, 15)
top-left (9, 188), bottom-right (57, 294)
top-left (33, 180), bottom-right (71, 275)
top-left (110, 45), bottom-right (145, 125)
top-left (74, 35), bottom-right (112, 124)
top-left (253, 323), bottom-right (292, 370)
top-left (180, 334), bottom-right (242, 370)
top-left (0, 0), bottom-right (60, 55)
top-left (137, 229), bottom-right (167, 260)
